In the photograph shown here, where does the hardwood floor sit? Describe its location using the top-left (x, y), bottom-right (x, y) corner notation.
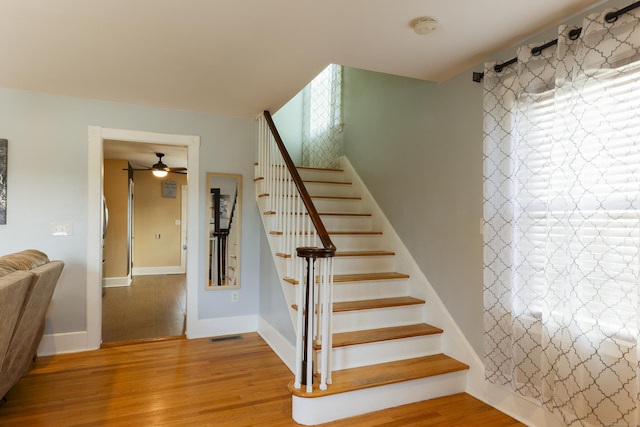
top-left (102, 274), bottom-right (186, 344)
top-left (0, 333), bottom-right (524, 426)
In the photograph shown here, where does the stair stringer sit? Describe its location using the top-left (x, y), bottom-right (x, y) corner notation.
top-left (337, 156), bottom-right (487, 399)
top-left (254, 160), bottom-right (487, 424)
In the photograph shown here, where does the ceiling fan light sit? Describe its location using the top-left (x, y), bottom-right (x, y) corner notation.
top-left (152, 170), bottom-right (168, 178)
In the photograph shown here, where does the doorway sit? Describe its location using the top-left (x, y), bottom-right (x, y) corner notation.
top-left (87, 126), bottom-right (200, 350)
top-left (101, 273), bottom-right (186, 343)
top-left (102, 142), bottom-right (188, 344)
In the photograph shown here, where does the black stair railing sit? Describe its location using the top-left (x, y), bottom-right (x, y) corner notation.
top-left (257, 111), bottom-right (336, 392)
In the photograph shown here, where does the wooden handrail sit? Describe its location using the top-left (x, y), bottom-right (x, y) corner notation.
top-left (263, 110), bottom-right (336, 258)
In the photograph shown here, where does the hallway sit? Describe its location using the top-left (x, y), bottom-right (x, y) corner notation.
top-left (101, 274), bottom-right (186, 344)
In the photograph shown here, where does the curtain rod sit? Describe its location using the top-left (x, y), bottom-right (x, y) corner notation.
top-left (472, 0), bottom-right (640, 82)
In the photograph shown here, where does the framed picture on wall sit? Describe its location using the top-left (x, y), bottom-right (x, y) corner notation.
top-left (0, 139), bottom-right (7, 225)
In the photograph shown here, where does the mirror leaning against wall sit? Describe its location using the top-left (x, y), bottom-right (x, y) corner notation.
top-left (206, 173), bottom-right (241, 289)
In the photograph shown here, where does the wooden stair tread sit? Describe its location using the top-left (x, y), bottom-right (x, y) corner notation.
top-left (303, 179), bottom-right (352, 185)
top-left (267, 164), bottom-right (344, 172)
top-left (329, 231), bottom-right (383, 235)
top-left (335, 250), bottom-right (395, 257)
top-left (292, 296), bottom-right (423, 312)
top-left (259, 193), bottom-right (360, 200)
top-left (277, 250), bottom-right (397, 258)
top-left (328, 324), bottom-right (443, 348)
top-left (320, 212), bottom-right (371, 217)
top-left (265, 194), bottom-right (361, 200)
top-left (289, 354), bottom-right (469, 398)
top-left (284, 272), bottom-right (409, 285)
top-left (271, 230), bottom-right (383, 236)
top-left (333, 296), bottom-right (423, 312)
top-left (310, 195), bottom-right (361, 200)
top-left (297, 166), bottom-right (343, 172)
top-left (334, 272), bottom-right (409, 282)
top-left (265, 212), bottom-right (371, 217)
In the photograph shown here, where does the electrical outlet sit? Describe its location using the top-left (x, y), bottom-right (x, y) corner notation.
top-left (231, 291), bottom-right (239, 302)
top-left (51, 222), bottom-right (73, 236)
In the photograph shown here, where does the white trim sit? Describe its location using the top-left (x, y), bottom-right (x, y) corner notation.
top-left (37, 331), bottom-right (91, 356)
top-left (180, 184), bottom-right (188, 271)
top-left (87, 125), bottom-right (104, 350)
top-left (88, 126), bottom-right (200, 351)
top-left (132, 266), bottom-right (185, 276)
top-left (257, 316), bottom-right (296, 373)
top-left (480, 383), bottom-right (561, 427)
top-left (102, 276), bottom-right (132, 287)
top-left (186, 314), bottom-right (258, 339)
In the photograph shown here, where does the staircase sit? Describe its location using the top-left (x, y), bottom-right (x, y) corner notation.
top-left (255, 160), bottom-right (472, 425)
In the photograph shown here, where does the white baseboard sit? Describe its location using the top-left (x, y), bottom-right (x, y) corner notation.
top-left (257, 316), bottom-right (295, 373)
top-left (185, 314), bottom-right (258, 339)
top-left (102, 276), bottom-right (131, 287)
top-left (472, 383), bottom-right (561, 427)
top-left (132, 266), bottom-right (185, 276)
top-left (37, 331), bottom-right (96, 356)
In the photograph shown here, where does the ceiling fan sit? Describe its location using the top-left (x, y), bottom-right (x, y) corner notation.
top-left (130, 153), bottom-right (187, 177)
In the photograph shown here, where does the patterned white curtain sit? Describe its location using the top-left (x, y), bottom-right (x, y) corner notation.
top-left (484, 7), bottom-right (640, 427)
top-left (302, 64), bottom-right (342, 168)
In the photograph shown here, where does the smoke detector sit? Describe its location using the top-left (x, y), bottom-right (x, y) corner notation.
top-left (413, 17), bottom-right (438, 35)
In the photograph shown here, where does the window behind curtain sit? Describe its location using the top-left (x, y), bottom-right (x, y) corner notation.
top-left (302, 64), bottom-right (342, 168)
top-left (512, 62), bottom-right (640, 342)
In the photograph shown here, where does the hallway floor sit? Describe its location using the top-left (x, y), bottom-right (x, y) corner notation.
top-left (101, 274), bottom-right (186, 344)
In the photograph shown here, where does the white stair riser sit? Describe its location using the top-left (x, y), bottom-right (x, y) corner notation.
top-left (291, 371), bottom-right (467, 425)
top-left (288, 280), bottom-right (409, 303)
top-left (303, 182), bottom-right (357, 197)
top-left (269, 233), bottom-right (386, 253)
top-left (297, 169), bottom-right (346, 182)
top-left (333, 256), bottom-right (395, 275)
top-left (332, 305), bottom-right (424, 333)
top-left (332, 279), bottom-right (409, 301)
top-left (310, 198), bottom-right (363, 214)
top-left (277, 256), bottom-right (396, 277)
top-left (263, 214), bottom-right (372, 233)
top-left (320, 215), bottom-right (372, 232)
top-left (330, 234), bottom-right (385, 251)
top-left (317, 334), bottom-right (443, 372)
top-left (255, 180), bottom-right (305, 199)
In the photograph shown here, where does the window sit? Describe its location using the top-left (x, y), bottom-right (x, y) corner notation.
top-left (302, 64), bottom-right (342, 168)
top-left (511, 63), bottom-right (640, 343)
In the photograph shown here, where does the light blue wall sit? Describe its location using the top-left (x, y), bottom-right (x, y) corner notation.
top-left (273, 91), bottom-right (304, 165)
top-left (340, 0), bottom-right (635, 358)
top-left (259, 228), bottom-right (296, 344)
top-left (0, 87), bottom-right (259, 336)
top-left (342, 67), bottom-right (484, 354)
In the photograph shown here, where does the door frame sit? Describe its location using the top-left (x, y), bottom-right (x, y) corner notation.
top-left (87, 126), bottom-right (200, 349)
top-left (180, 184), bottom-right (188, 271)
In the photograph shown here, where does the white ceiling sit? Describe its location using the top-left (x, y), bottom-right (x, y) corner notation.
top-left (1, 0), bottom-right (605, 120)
